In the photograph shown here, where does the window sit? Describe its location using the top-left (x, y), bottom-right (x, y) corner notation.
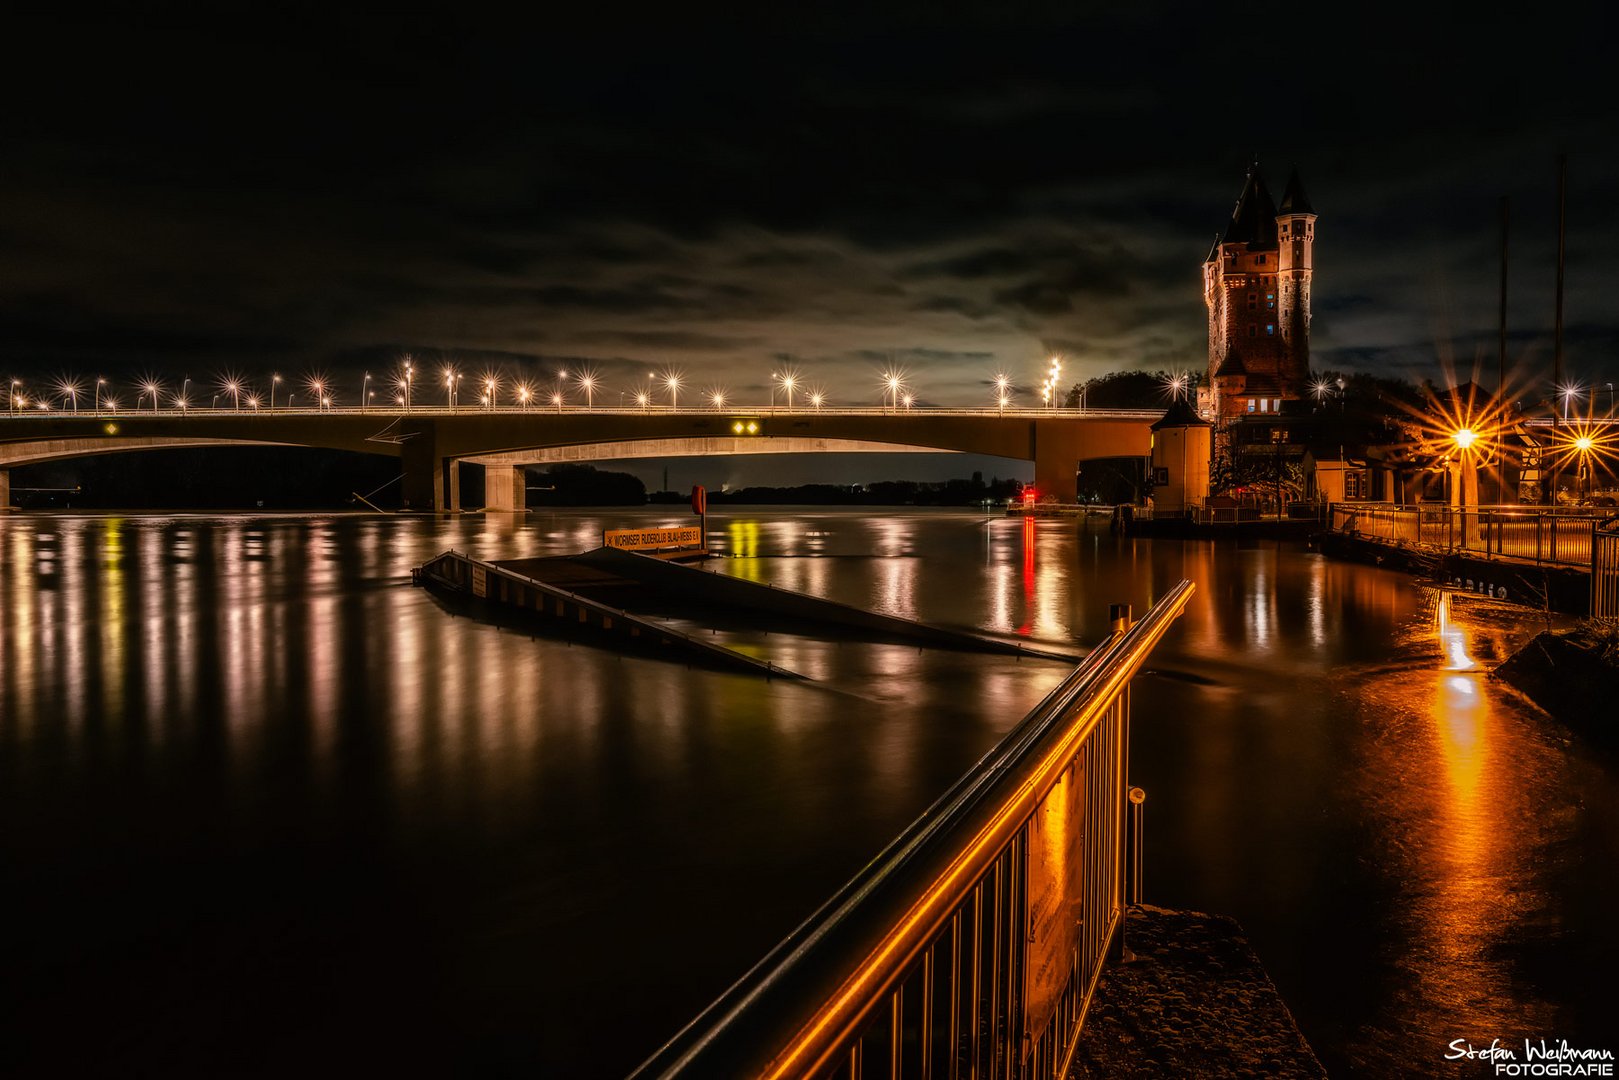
top-left (1273, 399), bottom-right (1281, 413)
top-left (1266, 293), bottom-right (1275, 309)
top-left (1259, 398), bottom-right (1268, 413)
top-left (1247, 292), bottom-right (1258, 310)
top-left (1345, 471), bottom-right (1364, 499)
top-left (1266, 324), bottom-right (1275, 335)
top-left (1257, 255), bottom-right (1267, 265)
top-left (1247, 398), bottom-right (1256, 413)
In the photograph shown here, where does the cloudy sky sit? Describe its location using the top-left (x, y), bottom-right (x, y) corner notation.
top-left (4, 7), bottom-right (1616, 424)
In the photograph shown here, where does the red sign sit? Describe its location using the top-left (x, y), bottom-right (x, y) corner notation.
top-left (691, 485), bottom-right (706, 515)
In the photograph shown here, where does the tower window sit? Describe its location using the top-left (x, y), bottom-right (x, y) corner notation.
top-left (1266, 324), bottom-right (1275, 335)
top-left (1257, 255), bottom-right (1266, 265)
top-left (1247, 399), bottom-right (1256, 413)
top-left (1259, 398), bottom-right (1268, 413)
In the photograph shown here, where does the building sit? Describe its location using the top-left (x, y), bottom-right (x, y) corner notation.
top-left (1200, 164), bottom-right (1316, 429)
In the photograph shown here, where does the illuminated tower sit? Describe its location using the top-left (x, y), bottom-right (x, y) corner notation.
top-left (1202, 163), bottom-right (1314, 427)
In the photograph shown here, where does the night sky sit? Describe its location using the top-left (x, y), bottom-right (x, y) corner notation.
top-left (5, 8), bottom-right (1616, 428)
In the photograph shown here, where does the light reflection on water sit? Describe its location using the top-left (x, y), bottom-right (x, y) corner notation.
top-left (0, 509), bottom-right (1614, 1077)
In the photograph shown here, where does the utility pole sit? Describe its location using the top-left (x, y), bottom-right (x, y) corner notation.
top-left (1498, 195), bottom-right (1509, 504)
top-left (1551, 154), bottom-right (1568, 503)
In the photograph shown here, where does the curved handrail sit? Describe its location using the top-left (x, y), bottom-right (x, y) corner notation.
top-left (630, 579), bottom-right (1196, 1078)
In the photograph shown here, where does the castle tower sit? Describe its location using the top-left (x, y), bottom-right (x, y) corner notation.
top-left (1202, 164), bottom-right (1314, 427)
top-left (1275, 167), bottom-right (1316, 378)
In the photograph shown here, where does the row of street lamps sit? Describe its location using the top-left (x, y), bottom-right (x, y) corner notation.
top-left (8, 359), bottom-right (1090, 415)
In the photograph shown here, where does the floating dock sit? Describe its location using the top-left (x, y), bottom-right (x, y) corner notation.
top-left (413, 546), bottom-right (1074, 677)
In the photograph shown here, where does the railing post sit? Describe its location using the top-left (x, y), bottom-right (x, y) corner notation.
top-left (1107, 603), bottom-right (1134, 967)
top-left (1127, 787), bottom-right (1147, 905)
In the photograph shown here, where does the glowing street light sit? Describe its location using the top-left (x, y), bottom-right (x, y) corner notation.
top-left (635, 389), bottom-right (651, 411)
top-left (1453, 427), bottom-right (1477, 450)
top-left (443, 367), bottom-right (457, 409)
top-left (662, 371), bottom-right (683, 408)
top-left (141, 380), bottom-right (161, 413)
top-left (707, 387), bottom-right (728, 411)
top-left (483, 375), bottom-right (499, 410)
top-left (576, 372), bottom-right (597, 410)
top-left (516, 382), bottom-right (532, 410)
top-left (95, 377), bottom-right (107, 413)
top-left (247, 395), bottom-right (261, 412)
top-left (223, 377), bottom-right (243, 410)
top-left (56, 378), bottom-right (81, 413)
top-left (361, 373), bottom-right (372, 412)
top-left (881, 370), bottom-right (905, 411)
top-left (994, 373), bottom-right (1011, 412)
top-left (809, 390), bottom-right (825, 411)
top-left (308, 378), bottom-right (328, 411)
top-left (773, 370), bottom-right (798, 411)
top-left (902, 392), bottom-right (915, 409)
top-left (1559, 382), bottom-right (1581, 420)
top-left (551, 391), bottom-right (564, 412)
top-left (179, 377), bottom-right (192, 414)
top-left (270, 373), bottom-right (282, 410)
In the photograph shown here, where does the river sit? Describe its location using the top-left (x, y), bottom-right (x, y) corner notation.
top-left (1, 508), bottom-right (1614, 1077)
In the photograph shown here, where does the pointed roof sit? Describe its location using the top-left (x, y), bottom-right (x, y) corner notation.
top-left (1151, 397), bottom-right (1211, 430)
top-left (1214, 347), bottom-right (1248, 378)
top-left (1278, 167), bottom-right (1315, 216)
top-left (1205, 234), bottom-right (1221, 264)
top-left (1222, 168), bottom-right (1279, 250)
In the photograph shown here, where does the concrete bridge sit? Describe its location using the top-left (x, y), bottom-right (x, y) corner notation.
top-left (0, 406), bottom-right (1161, 510)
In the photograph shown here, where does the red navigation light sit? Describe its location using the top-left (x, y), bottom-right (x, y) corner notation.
top-left (1022, 488), bottom-right (1037, 504)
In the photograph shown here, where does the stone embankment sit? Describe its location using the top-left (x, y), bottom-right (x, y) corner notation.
top-left (1495, 625), bottom-right (1619, 750)
top-left (1071, 905), bottom-right (1325, 1079)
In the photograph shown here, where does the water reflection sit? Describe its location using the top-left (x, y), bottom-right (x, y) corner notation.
top-left (0, 511), bottom-right (1614, 1078)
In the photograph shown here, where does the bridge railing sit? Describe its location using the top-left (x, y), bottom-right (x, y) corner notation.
top-left (0, 404), bottom-right (1163, 420)
top-left (631, 580), bottom-right (1196, 1080)
top-left (1328, 502), bottom-right (1609, 568)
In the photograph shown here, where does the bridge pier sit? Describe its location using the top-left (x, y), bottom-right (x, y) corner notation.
top-left (0, 468), bottom-right (8, 508)
top-left (1031, 420), bottom-right (1084, 503)
top-left (483, 465), bottom-right (527, 513)
top-left (401, 425), bottom-right (461, 512)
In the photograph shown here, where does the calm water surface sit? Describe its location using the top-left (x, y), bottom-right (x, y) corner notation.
top-left (1, 509), bottom-right (1614, 1077)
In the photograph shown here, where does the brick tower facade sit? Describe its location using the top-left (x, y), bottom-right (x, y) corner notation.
top-left (1200, 165), bottom-right (1315, 427)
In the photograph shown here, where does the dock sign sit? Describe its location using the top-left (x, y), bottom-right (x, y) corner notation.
top-left (603, 526), bottom-right (703, 552)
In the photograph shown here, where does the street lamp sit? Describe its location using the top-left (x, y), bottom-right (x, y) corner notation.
top-left (141, 381), bottom-right (161, 413)
top-left (809, 390), bottom-right (825, 411)
top-left (882, 371), bottom-right (903, 412)
top-left (663, 371), bottom-right (682, 408)
top-left (179, 377), bottom-right (192, 414)
top-left (517, 383), bottom-right (532, 410)
top-left (96, 377), bottom-right (106, 413)
top-left (994, 373), bottom-right (1011, 413)
top-left (270, 374), bottom-right (281, 410)
top-left (708, 388), bottom-right (727, 411)
top-left (224, 378), bottom-right (242, 410)
top-left (773, 371), bottom-right (797, 411)
top-left (443, 367), bottom-right (457, 409)
top-left (483, 376), bottom-right (498, 410)
top-left (576, 372), bottom-right (597, 410)
top-left (362, 373), bottom-right (372, 412)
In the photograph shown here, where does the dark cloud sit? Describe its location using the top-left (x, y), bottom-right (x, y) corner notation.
top-left (0, 8), bottom-right (1614, 405)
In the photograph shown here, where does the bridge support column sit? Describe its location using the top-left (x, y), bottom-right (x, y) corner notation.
top-left (400, 422), bottom-right (460, 512)
top-left (484, 465), bottom-right (526, 513)
top-left (1032, 420), bottom-right (1082, 503)
top-left (0, 468), bottom-right (8, 508)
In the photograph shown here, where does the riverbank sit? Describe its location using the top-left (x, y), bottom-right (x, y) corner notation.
top-left (1495, 624), bottom-right (1619, 751)
top-left (1319, 529), bottom-right (1592, 615)
top-left (1071, 905), bottom-right (1325, 1079)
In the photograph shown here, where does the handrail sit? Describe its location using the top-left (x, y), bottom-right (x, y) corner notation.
top-left (631, 579), bottom-right (1196, 1079)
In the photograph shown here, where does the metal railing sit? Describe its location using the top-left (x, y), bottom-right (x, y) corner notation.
top-left (1329, 502), bottom-right (1608, 568)
top-left (1594, 528), bottom-right (1619, 617)
top-left (632, 581), bottom-right (1196, 1080)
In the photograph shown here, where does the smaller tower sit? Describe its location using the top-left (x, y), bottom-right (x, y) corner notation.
top-left (1274, 167), bottom-right (1316, 382)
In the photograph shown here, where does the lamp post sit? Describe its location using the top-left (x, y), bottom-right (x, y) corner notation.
top-left (1271, 427), bottom-right (1286, 522)
top-left (180, 377), bottom-right (191, 414)
top-left (994, 373), bottom-right (1010, 414)
top-left (270, 374), bottom-right (281, 410)
top-left (96, 378), bottom-right (106, 413)
top-left (663, 372), bottom-right (681, 409)
top-left (362, 373), bottom-right (372, 412)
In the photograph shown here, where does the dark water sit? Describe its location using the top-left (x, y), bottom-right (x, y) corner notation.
top-left (1, 509), bottom-right (1614, 1077)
